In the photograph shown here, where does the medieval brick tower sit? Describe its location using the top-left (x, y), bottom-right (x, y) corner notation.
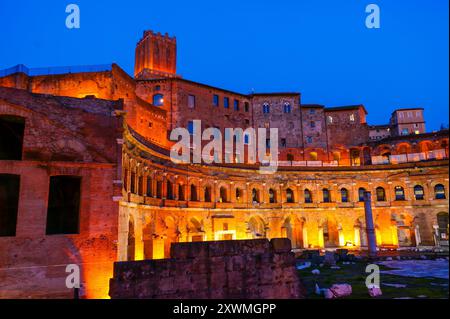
top-left (134, 30), bottom-right (178, 79)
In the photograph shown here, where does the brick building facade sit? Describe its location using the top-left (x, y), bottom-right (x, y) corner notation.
top-left (0, 30), bottom-right (448, 299)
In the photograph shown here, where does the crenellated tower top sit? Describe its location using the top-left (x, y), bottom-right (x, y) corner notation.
top-left (134, 30), bottom-right (179, 79)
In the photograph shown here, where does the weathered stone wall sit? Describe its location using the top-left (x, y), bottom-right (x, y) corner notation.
top-left (109, 238), bottom-right (303, 299)
top-left (0, 88), bottom-right (123, 299)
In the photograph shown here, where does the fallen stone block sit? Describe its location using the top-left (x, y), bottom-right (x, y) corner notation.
top-left (368, 287), bottom-right (382, 297)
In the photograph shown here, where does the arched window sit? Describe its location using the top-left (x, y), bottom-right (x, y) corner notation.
top-left (262, 103), bottom-right (270, 114)
top-left (283, 102), bottom-right (291, 113)
top-left (435, 184), bottom-right (446, 200)
top-left (394, 186), bottom-right (405, 201)
top-left (219, 186), bottom-right (228, 203)
top-left (358, 187), bottom-right (366, 202)
top-left (178, 184), bottom-right (185, 201)
top-left (304, 189), bottom-right (312, 203)
top-left (286, 188), bottom-right (295, 203)
top-left (341, 188), bottom-right (349, 202)
top-left (413, 185), bottom-right (424, 200)
top-left (269, 188), bottom-right (277, 203)
top-left (376, 187), bottom-right (386, 201)
top-left (323, 188), bottom-right (331, 203)
top-left (166, 180), bottom-right (173, 200)
top-left (204, 186), bottom-right (211, 202)
top-left (350, 149), bottom-right (360, 166)
top-left (152, 94), bottom-right (164, 106)
top-left (190, 184), bottom-right (198, 201)
top-left (332, 152), bottom-right (341, 162)
top-left (252, 188), bottom-right (260, 203)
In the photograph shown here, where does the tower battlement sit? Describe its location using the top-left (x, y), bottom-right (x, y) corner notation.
top-left (134, 30), bottom-right (178, 79)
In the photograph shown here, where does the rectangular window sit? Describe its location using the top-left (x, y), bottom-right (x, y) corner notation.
top-left (234, 99), bottom-right (239, 111)
top-left (0, 116), bottom-right (25, 161)
top-left (46, 176), bottom-right (81, 235)
top-left (309, 109), bottom-right (315, 115)
top-left (281, 138), bottom-right (286, 147)
top-left (224, 97), bottom-right (229, 108)
top-left (310, 121), bottom-right (315, 128)
top-left (350, 114), bottom-right (355, 122)
top-left (244, 133), bottom-right (250, 145)
top-left (130, 172), bottom-right (136, 193)
top-left (146, 177), bottom-right (152, 197)
top-left (0, 174), bottom-right (20, 237)
top-left (306, 136), bottom-right (313, 144)
top-left (213, 94), bottom-right (219, 106)
top-left (188, 95), bottom-right (196, 108)
top-left (244, 102), bottom-right (249, 112)
top-left (188, 121), bottom-right (194, 135)
top-left (138, 176), bottom-right (144, 196)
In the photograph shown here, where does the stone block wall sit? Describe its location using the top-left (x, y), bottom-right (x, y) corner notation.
top-left (109, 238), bottom-right (304, 299)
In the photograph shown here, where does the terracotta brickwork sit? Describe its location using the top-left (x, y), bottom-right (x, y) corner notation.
top-left (0, 29), bottom-right (449, 300)
top-left (0, 87), bottom-right (124, 299)
top-left (109, 238), bottom-right (303, 299)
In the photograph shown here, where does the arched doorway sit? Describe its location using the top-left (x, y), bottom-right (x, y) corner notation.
top-left (281, 216), bottom-right (304, 249)
top-left (164, 216), bottom-right (179, 258)
top-left (350, 148), bottom-right (361, 166)
top-left (188, 217), bottom-right (204, 242)
top-left (248, 216), bottom-right (266, 239)
top-left (392, 213), bottom-right (415, 247)
top-left (322, 217), bottom-right (339, 248)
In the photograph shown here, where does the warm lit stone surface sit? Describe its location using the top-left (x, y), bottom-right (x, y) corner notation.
top-left (109, 239), bottom-right (304, 299)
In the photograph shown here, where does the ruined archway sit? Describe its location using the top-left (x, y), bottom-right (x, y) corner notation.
top-left (247, 216), bottom-right (266, 239)
top-left (281, 216), bottom-right (304, 249)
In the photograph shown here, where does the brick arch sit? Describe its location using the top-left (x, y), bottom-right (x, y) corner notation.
top-left (374, 144), bottom-right (392, 156)
top-left (396, 142), bottom-right (412, 155)
top-left (246, 215), bottom-right (268, 239)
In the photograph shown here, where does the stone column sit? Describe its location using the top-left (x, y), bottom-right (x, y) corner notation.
top-left (364, 191), bottom-right (378, 257)
top-left (415, 225), bottom-right (421, 246)
top-left (433, 224), bottom-right (440, 247)
top-left (302, 227), bottom-right (309, 249)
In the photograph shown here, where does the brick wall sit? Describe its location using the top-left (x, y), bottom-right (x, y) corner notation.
top-left (109, 238), bottom-right (304, 299)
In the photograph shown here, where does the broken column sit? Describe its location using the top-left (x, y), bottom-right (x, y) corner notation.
top-left (363, 191), bottom-right (378, 258)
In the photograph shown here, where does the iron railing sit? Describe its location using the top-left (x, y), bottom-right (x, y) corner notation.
top-left (0, 64), bottom-right (113, 77)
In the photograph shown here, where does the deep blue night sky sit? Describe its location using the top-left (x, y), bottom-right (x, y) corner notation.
top-left (0, 0), bottom-right (448, 130)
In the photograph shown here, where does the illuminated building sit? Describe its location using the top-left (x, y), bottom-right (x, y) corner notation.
top-left (0, 30), bottom-right (448, 299)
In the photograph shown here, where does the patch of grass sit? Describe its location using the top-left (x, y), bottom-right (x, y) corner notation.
top-left (298, 261), bottom-right (449, 299)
